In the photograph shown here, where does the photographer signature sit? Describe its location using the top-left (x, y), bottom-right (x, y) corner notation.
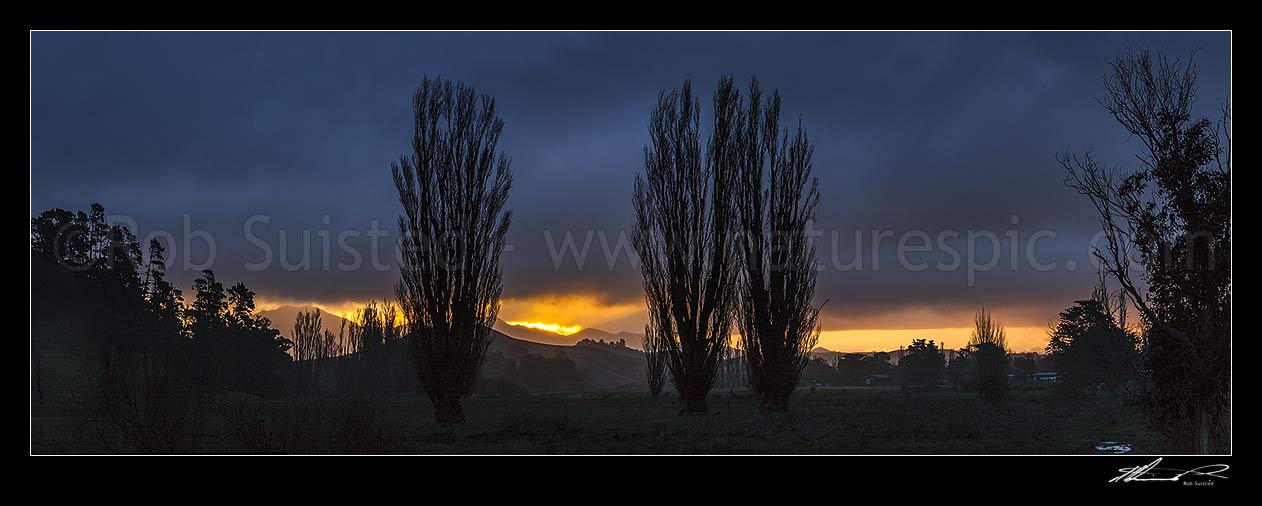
top-left (1110, 458), bottom-right (1229, 483)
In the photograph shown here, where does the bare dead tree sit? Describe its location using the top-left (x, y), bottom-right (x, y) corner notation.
top-left (291, 308), bottom-right (333, 398)
top-left (633, 79), bottom-right (740, 415)
top-left (83, 335), bottom-right (199, 453)
top-left (643, 321), bottom-right (668, 398)
top-left (334, 318), bottom-right (360, 398)
top-left (345, 300), bottom-right (400, 395)
top-left (215, 387), bottom-right (403, 454)
top-left (393, 75), bottom-right (512, 424)
top-left (970, 307), bottom-right (1008, 403)
top-left (731, 77), bottom-right (824, 413)
top-left (1060, 48), bottom-right (1230, 454)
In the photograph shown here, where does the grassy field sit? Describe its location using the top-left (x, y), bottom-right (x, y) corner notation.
top-left (31, 386), bottom-right (1161, 454)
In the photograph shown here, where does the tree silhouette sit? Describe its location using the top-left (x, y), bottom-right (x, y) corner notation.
top-left (187, 270), bottom-right (289, 395)
top-left (392, 75), bottom-right (513, 424)
top-left (93, 223), bottom-right (148, 356)
top-left (31, 208), bottom-right (86, 267)
top-left (633, 79), bottom-right (740, 415)
top-left (898, 339), bottom-right (945, 386)
top-left (970, 307), bottom-right (1009, 403)
top-left (188, 269), bottom-right (229, 391)
top-left (1046, 295), bottom-right (1139, 395)
top-left (643, 320), bottom-right (668, 398)
top-left (32, 203), bottom-right (200, 451)
top-left (946, 347), bottom-right (974, 389)
top-left (729, 77), bottom-right (823, 412)
top-left (189, 270), bottom-right (228, 338)
top-left (1060, 49), bottom-right (1230, 453)
top-left (291, 308), bottom-right (335, 397)
top-left (143, 239), bottom-right (184, 341)
top-left (342, 300), bottom-right (401, 395)
top-left (230, 282), bottom-right (290, 394)
top-left (87, 203), bottom-right (108, 264)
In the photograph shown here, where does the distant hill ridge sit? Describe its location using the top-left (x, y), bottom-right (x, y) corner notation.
top-left (259, 305), bottom-right (353, 340)
top-left (261, 305), bottom-right (647, 390)
top-left (492, 319), bottom-right (646, 350)
top-left (262, 305), bottom-right (645, 349)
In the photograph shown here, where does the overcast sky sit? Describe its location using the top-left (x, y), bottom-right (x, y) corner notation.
top-left (30, 31), bottom-right (1231, 348)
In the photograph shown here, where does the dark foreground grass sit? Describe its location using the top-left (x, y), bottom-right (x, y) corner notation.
top-left (31, 387), bottom-right (1160, 454)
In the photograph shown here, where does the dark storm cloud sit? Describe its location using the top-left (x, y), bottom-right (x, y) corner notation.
top-left (30, 31), bottom-right (1230, 327)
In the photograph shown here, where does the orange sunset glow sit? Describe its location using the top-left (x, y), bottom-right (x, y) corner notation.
top-left (816, 326), bottom-right (1050, 354)
top-left (497, 296), bottom-right (1054, 353)
top-left (255, 298), bottom-right (378, 324)
top-left (256, 295), bottom-right (1053, 353)
top-left (504, 321), bottom-right (583, 335)
top-left (496, 294), bottom-right (644, 332)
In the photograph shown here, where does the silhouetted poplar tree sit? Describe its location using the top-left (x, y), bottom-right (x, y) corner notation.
top-left (343, 300), bottom-right (401, 395)
top-left (730, 77), bottom-right (824, 412)
top-left (292, 308), bottom-right (334, 397)
top-left (633, 79), bottom-right (740, 415)
top-left (393, 75), bottom-right (513, 424)
top-left (970, 307), bottom-right (1009, 403)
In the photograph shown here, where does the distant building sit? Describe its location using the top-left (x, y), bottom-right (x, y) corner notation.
top-left (1009, 371), bottom-right (1062, 387)
top-left (864, 374), bottom-right (892, 385)
top-left (1032, 371), bottom-right (1061, 384)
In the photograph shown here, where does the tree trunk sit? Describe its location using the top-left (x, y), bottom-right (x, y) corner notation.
top-left (680, 394), bottom-right (709, 415)
top-left (1196, 402), bottom-right (1211, 455)
top-left (759, 381), bottom-right (793, 413)
top-left (433, 396), bottom-right (466, 425)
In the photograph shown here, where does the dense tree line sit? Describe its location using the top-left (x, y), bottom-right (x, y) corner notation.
top-left (32, 203), bottom-right (292, 398)
top-left (31, 203), bottom-right (294, 451)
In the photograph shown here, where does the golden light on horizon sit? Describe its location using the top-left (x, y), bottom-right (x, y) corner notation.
top-left (498, 294), bottom-right (642, 332)
top-left (817, 326), bottom-right (1050, 354)
top-left (257, 295), bottom-right (1054, 353)
top-left (505, 321), bottom-right (584, 335)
